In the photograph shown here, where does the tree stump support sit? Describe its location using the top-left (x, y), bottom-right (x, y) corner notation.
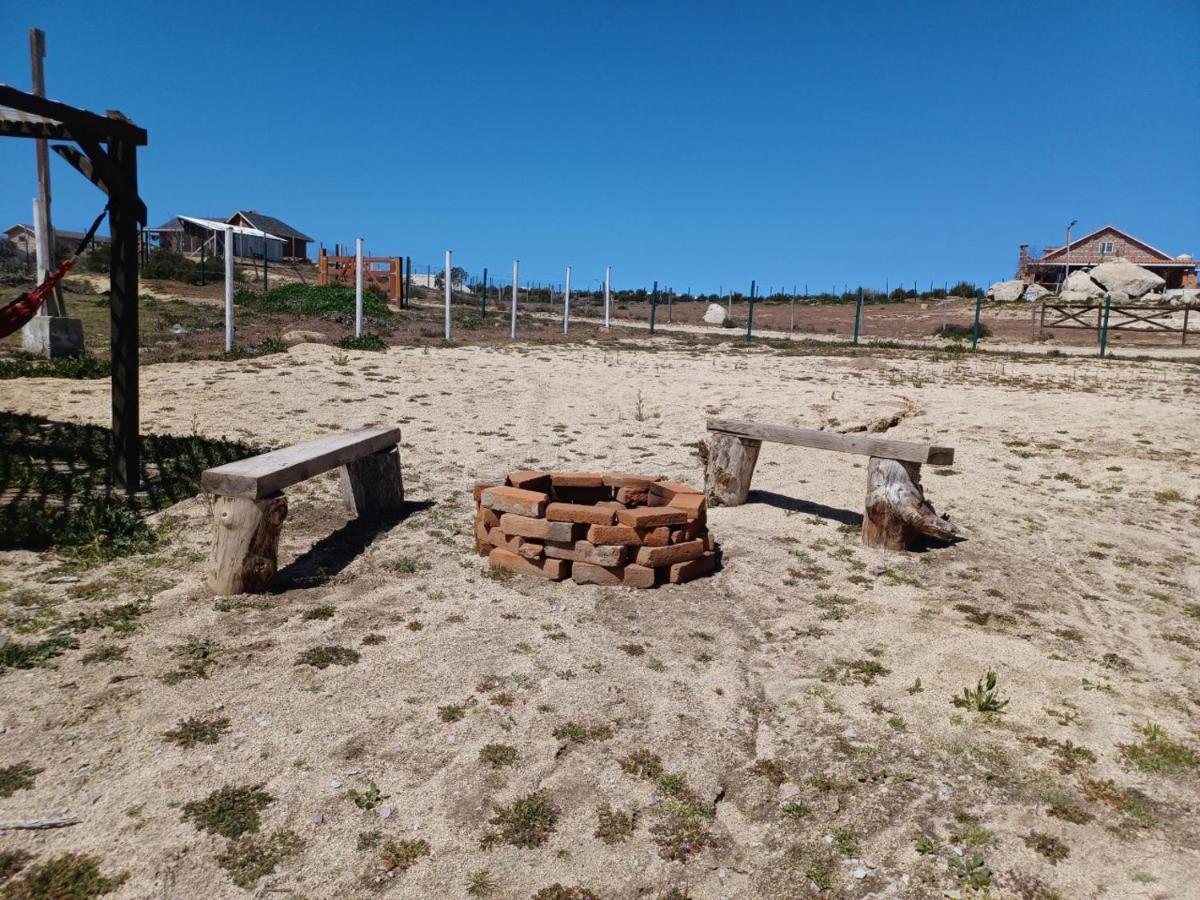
top-left (862, 457), bottom-right (955, 551)
top-left (207, 493), bottom-right (288, 594)
top-left (704, 432), bottom-right (762, 506)
top-left (340, 446), bottom-right (405, 518)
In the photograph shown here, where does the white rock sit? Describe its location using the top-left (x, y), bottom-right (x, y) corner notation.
top-left (853, 867), bottom-right (868, 880)
top-left (282, 329), bottom-right (332, 346)
top-left (1088, 258), bottom-right (1165, 297)
top-left (378, 805), bottom-right (393, 819)
top-left (1063, 269), bottom-right (1103, 297)
top-left (1059, 290), bottom-right (1097, 304)
top-left (1023, 284), bottom-right (1049, 301)
top-left (1142, 292), bottom-right (1164, 303)
top-left (703, 303), bottom-right (729, 325)
top-left (843, 726), bottom-right (858, 740)
top-left (329, 777), bottom-right (344, 790)
top-left (986, 280), bottom-right (1025, 302)
top-left (47, 575), bottom-right (81, 584)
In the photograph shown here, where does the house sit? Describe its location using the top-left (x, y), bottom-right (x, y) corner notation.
top-left (3, 222), bottom-right (110, 257)
top-left (1019, 226), bottom-right (1196, 290)
top-left (226, 211), bottom-right (312, 260)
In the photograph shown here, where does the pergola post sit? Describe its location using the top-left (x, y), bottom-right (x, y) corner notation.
top-left (109, 139), bottom-right (139, 495)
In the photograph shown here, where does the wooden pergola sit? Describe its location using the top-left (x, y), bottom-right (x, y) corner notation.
top-left (0, 84), bottom-right (146, 494)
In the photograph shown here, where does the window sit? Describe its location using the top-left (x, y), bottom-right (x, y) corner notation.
top-left (1100, 240), bottom-right (1115, 254)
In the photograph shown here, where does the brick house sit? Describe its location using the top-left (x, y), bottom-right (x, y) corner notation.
top-left (1018, 225), bottom-right (1196, 290)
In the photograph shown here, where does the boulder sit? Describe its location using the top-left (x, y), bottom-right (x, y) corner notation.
top-left (1142, 292), bottom-right (1164, 304)
top-left (1059, 290), bottom-right (1098, 304)
top-left (1023, 284), bottom-right (1050, 302)
top-left (1063, 269), bottom-right (1103, 297)
top-left (987, 280), bottom-right (1025, 302)
top-left (703, 303), bottom-right (729, 325)
top-left (282, 329), bottom-right (331, 346)
top-left (1087, 258), bottom-right (1165, 298)
top-left (1169, 290), bottom-right (1200, 308)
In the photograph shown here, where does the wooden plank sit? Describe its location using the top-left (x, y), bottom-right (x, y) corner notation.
top-left (707, 418), bottom-right (954, 465)
top-left (110, 140), bottom-right (140, 495)
top-left (201, 426), bottom-right (402, 499)
top-left (0, 84), bottom-right (148, 144)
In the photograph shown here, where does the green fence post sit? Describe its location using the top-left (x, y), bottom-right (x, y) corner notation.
top-left (1099, 291), bottom-right (1113, 357)
top-left (649, 280), bottom-right (658, 334)
top-left (852, 286), bottom-right (864, 345)
top-left (971, 292), bottom-right (983, 351)
top-left (199, 241), bottom-right (206, 286)
top-left (262, 249), bottom-right (268, 291)
top-left (746, 279), bottom-right (756, 340)
top-left (480, 267), bottom-right (488, 318)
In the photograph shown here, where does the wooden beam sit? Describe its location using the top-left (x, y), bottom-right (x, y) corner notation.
top-left (201, 426), bottom-right (403, 499)
top-left (109, 139), bottom-right (139, 495)
top-left (0, 83), bottom-right (148, 144)
top-left (71, 132), bottom-right (145, 223)
top-left (51, 144), bottom-right (108, 195)
top-left (706, 418), bottom-right (954, 465)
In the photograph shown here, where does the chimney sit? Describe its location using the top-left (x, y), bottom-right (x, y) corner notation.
top-left (1018, 244), bottom-right (1030, 279)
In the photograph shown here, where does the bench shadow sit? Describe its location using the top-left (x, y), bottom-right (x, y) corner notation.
top-left (270, 499), bottom-right (435, 592)
top-left (746, 489), bottom-right (864, 528)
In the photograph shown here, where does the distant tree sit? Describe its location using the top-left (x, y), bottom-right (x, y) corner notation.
top-left (948, 280), bottom-right (977, 298)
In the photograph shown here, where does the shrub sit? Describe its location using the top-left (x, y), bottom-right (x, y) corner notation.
top-left (951, 670), bottom-right (1009, 713)
top-left (337, 333), bottom-right (387, 351)
top-left (932, 322), bottom-right (992, 341)
top-left (948, 280), bottom-right (978, 298)
top-left (236, 282), bottom-right (391, 319)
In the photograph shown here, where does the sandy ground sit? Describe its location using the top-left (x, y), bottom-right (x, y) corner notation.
top-left (1, 339), bottom-right (1198, 899)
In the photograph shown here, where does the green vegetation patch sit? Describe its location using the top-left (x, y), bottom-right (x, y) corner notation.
top-left (181, 784), bottom-right (274, 840)
top-left (337, 333), bottom-right (388, 351)
top-left (0, 634), bottom-right (78, 673)
top-left (553, 721), bottom-right (614, 744)
top-left (295, 645), bottom-right (360, 669)
top-left (379, 838), bottom-right (430, 873)
top-left (163, 716), bottom-right (231, 748)
top-left (0, 762), bottom-right (42, 798)
top-left (0, 852), bottom-right (127, 899)
top-left (481, 792), bottom-right (559, 849)
top-left (236, 282), bottom-right (392, 319)
top-left (479, 743), bottom-right (518, 768)
top-left (594, 803), bottom-right (636, 844)
top-left (215, 829), bottom-right (304, 889)
top-left (1120, 724), bottom-right (1199, 774)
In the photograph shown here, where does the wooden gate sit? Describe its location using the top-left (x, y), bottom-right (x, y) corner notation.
top-left (317, 248), bottom-right (401, 301)
top-left (1040, 302), bottom-right (1191, 345)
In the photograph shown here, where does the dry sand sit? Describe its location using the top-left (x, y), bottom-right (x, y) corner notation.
top-left (1, 339), bottom-right (1198, 898)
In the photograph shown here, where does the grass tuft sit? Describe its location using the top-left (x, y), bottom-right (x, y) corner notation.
top-left (181, 784), bottom-right (274, 840)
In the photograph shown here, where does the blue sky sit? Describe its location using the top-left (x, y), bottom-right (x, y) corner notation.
top-left (2, 0), bottom-right (1197, 293)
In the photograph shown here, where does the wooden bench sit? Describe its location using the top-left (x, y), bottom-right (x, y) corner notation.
top-left (200, 425), bottom-right (404, 594)
top-left (704, 418), bottom-right (956, 551)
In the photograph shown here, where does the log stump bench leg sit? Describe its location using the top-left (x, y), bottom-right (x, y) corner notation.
top-left (704, 432), bottom-right (762, 507)
top-left (339, 445), bottom-right (405, 518)
top-left (208, 493), bottom-right (288, 594)
top-left (862, 457), bottom-right (956, 551)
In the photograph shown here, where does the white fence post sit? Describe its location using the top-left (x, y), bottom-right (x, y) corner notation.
top-left (354, 237), bottom-right (364, 337)
top-left (444, 249), bottom-right (452, 340)
top-left (563, 265), bottom-right (571, 334)
top-left (224, 226), bottom-right (234, 352)
top-left (510, 259), bottom-right (519, 339)
top-left (604, 266), bottom-right (611, 329)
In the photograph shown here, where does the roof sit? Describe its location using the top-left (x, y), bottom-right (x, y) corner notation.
top-left (177, 215), bottom-right (284, 242)
top-left (1040, 225), bottom-right (1175, 263)
top-left (231, 210), bottom-right (312, 242)
top-left (4, 222), bottom-right (109, 243)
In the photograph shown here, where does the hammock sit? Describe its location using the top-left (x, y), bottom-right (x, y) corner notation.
top-left (0, 204), bottom-right (109, 340)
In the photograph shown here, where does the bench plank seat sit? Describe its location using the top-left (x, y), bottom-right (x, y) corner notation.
top-left (201, 426), bottom-right (402, 499)
top-left (707, 418), bottom-right (953, 466)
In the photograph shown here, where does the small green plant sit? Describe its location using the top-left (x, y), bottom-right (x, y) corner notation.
top-left (163, 716), bottom-right (230, 748)
top-left (0, 762), bottom-right (42, 798)
top-left (181, 784), bottom-right (274, 839)
top-left (337, 333), bottom-right (388, 352)
top-left (356, 830), bottom-right (382, 850)
top-left (531, 886), bottom-right (602, 900)
top-left (0, 633), bottom-right (78, 673)
top-left (379, 838), bottom-right (430, 872)
top-left (914, 833), bottom-right (939, 855)
top-left (1153, 489), bottom-right (1184, 503)
top-left (780, 801), bottom-right (809, 821)
top-left (820, 657), bottom-right (890, 686)
top-left (947, 852), bottom-right (992, 889)
top-left (0, 852), bottom-right (127, 898)
top-left (618, 643), bottom-right (645, 656)
top-left (438, 702), bottom-right (468, 723)
top-left (951, 669), bottom-right (1009, 713)
top-left (161, 635), bottom-right (218, 684)
top-left (215, 829), bottom-right (304, 889)
top-left (346, 781), bottom-right (385, 810)
top-left (479, 743), bottom-right (518, 768)
top-left (619, 748), bottom-right (664, 780)
top-left (466, 869), bottom-right (498, 897)
top-left (295, 645), bottom-right (359, 669)
top-left (301, 605), bottom-right (335, 621)
top-left (830, 826), bottom-right (859, 856)
top-left (481, 793), bottom-right (559, 849)
top-left (1024, 831), bottom-right (1069, 865)
top-left (750, 759), bottom-right (789, 786)
top-left (594, 803), bottom-right (636, 844)
top-left (0, 849), bottom-right (32, 881)
top-left (80, 643), bottom-right (128, 665)
top-left (1120, 723), bottom-right (1199, 773)
top-left (553, 721), bottom-right (614, 744)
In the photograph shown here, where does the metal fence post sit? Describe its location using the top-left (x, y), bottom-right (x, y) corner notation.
top-left (480, 267), bottom-right (487, 317)
top-left (971, 292), bottom-right (983, 351)
top-left (746, 279), bottom-right (756, 341)
top-left (852, 287), bottom-right (864, 344)
top-left (1099, 291), bottom-right (1113, 357)
top-left (649, 281), bottom-right (658, 334)
top-left (510, 259), bottom-right (519, 339)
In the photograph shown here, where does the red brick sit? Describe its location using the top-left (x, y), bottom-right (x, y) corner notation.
top-left (478, 507), bottom-right (501, 529)
top-left (517, 542), bottom-right (545, 560)
top-left (617, 507), bottom-right (686, 528)
top-left (481, 486), bottom-right (548, 517)
top-left (549, 471), bottom-right (606, 488)
top-left (488, 547), bottom-right (569, 581)
top-left (571, 561), bottom-right (625, 586)
top-left (507, 470), bottom-right (553, 492)
top-left (636, 539), bottom-right (705, 568)
top-left (487, 528), bottom-right (526, 554)
top-left (499, 513), bottom-right (575, 542)
top-left (668, 551), bottom-right (717, 584)
top-left (602, 473), bottom-right (658, 489)
top-left (587, 524), bottom-right (641, 546)
top-left (616, 486), bottom-right (650, 506)
top-left (650, 480), bottom-right (703, 503)
top-left (639, 526), bottom-right (670, 547)
top-left (596, 500), bottom-right (627, 511)
top-left (473, 479), bottom-right (501, 503)
top-left (545, 502), bottom-right (616, 526)
top-left (552, 485), bottom-right (614, 505)
top-left (622, 564), bottom-right (657, 589)
top-left (665, 491), bottom-right (706, 516)
top-left (546, 541), bottom-right (627, 567)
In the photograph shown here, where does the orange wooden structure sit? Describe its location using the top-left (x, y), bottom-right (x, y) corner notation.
top-left (317, 247), bottom-right (402, 300)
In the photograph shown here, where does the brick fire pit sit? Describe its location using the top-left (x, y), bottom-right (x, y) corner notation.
top-left (473, 471), bottom-right (719, 588)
